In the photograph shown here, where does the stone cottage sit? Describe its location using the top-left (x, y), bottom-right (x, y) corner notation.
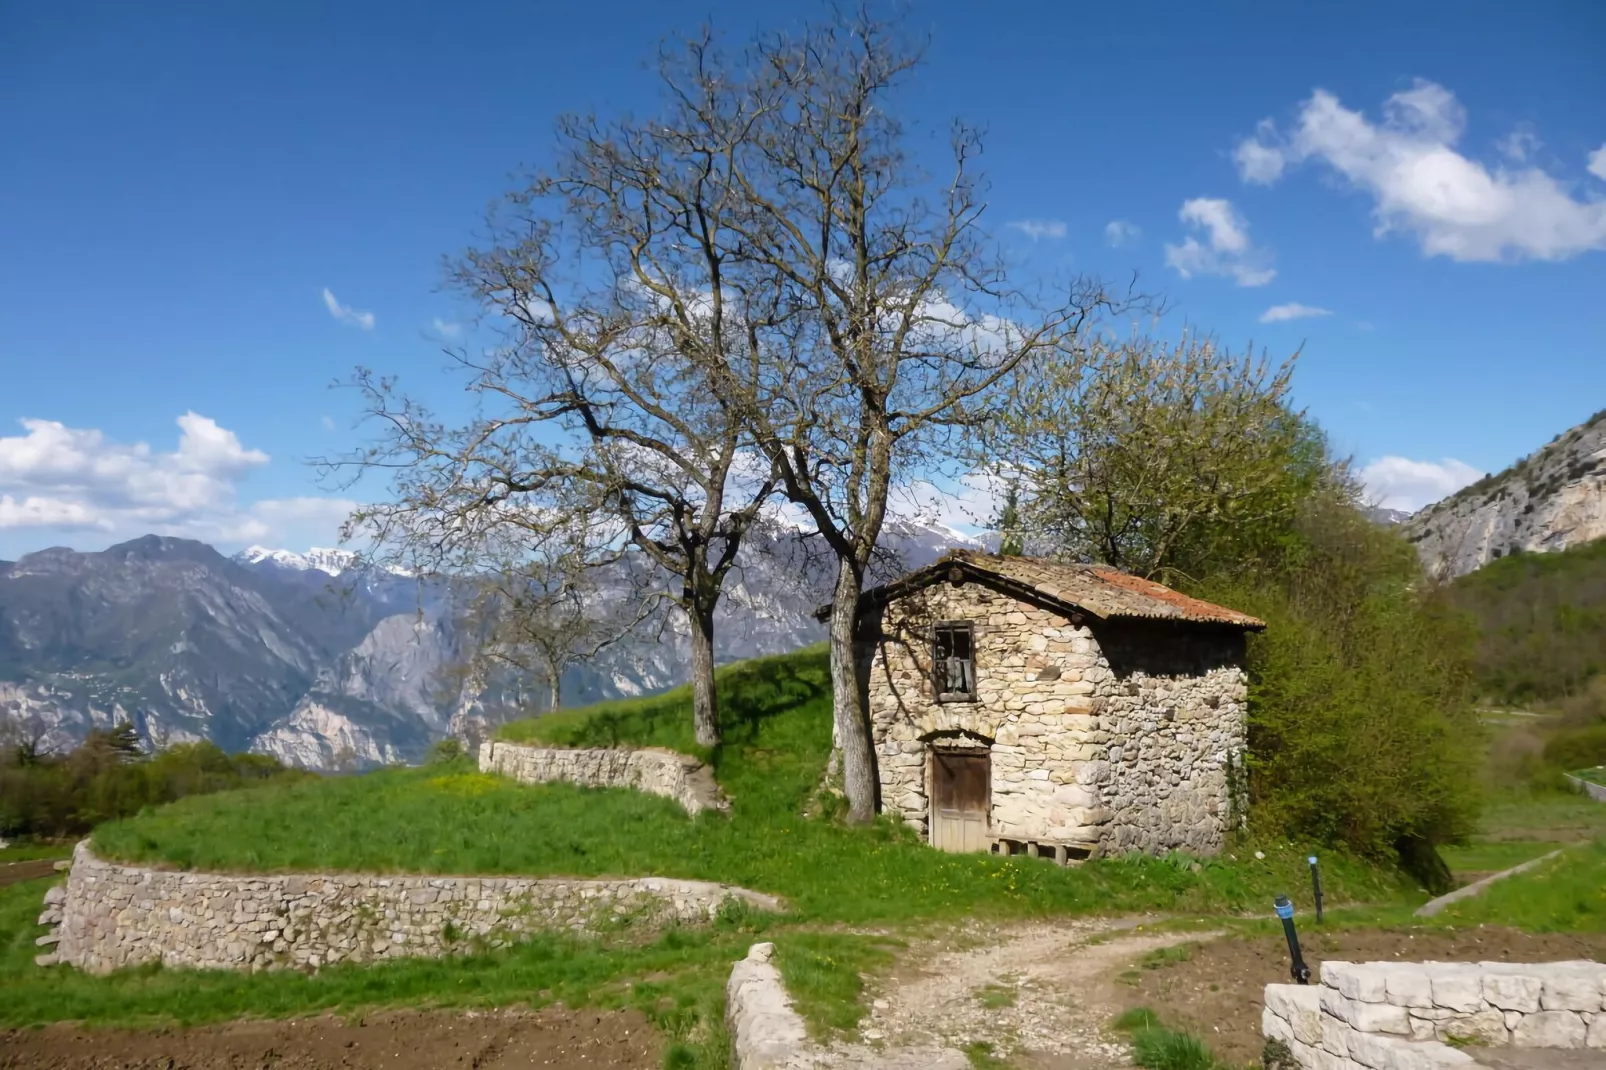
top-left (829, 550), bottom-right (1264, 861)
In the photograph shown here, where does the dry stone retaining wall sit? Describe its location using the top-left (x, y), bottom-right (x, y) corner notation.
top-left (1565, 774), bottom-right (1606, 804)
top-left (1263, 960), bottom-right (1606, 1070)
top-left (479, 741), bottom-right (727, 816)
top-left (864, 580), bottom-right (1247, 856)
top-left (43, 842), bottom-right (778, 974)
top-left (726, 942), bottom-right (813, 1070)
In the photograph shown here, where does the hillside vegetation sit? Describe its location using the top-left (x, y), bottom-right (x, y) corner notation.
top-left (1448, 537), bottom-right (1606, 777)
top-left (95, 647), bottom-right (1407, 924)
top-left (1450, 537), bottom-right (1606, 707)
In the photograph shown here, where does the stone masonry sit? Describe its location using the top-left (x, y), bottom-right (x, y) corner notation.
top-left (862, 580), bottom-right (1248, 856)
top-left (479, 741), bottom-right (728, 816)
top-left (1263, 960), bottom-right (1606, 1069)
top-left (43, 841), bottom-right (778, 974)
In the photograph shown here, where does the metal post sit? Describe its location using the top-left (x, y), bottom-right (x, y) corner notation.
top-left (1275, 895), bottom-right (1311, 985)
top-left (1308, 855), bottom-right (1324, 923)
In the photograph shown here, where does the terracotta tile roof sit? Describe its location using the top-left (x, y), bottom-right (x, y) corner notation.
top-left (842, 549), bottom-right (1265, 630)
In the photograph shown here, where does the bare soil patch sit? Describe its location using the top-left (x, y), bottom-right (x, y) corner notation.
top-left (1123, 927), bottom-right (1606, 1067)
top-left (0, 1007), bottom-right (660, 1070)
top-left (0, 861), bottom-right (57, 889)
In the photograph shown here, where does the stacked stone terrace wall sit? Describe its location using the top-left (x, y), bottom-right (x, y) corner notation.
top-left (864, 580), bottom-right (1247, 855)
top-left (1263, 960), bottom-right (1606, 1069)
top-left (479, 741), bottom-right (727, 816)
top-left (45, 842), bottom-right (778, 974)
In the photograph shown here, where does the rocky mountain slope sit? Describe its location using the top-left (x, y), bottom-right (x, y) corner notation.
top-left (0, 523), bottom-right (973, 768)
top-left (1403, 408), bottom-right (1606, 578)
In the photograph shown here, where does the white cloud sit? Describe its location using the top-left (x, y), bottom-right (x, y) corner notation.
top-left (321, 415), bottom-right (337, 431)
top-left (1496, 126), bottom-right (1541, 164)
top-left (1234, 80), bottom-right (1606, 262)
top-left (1233, 120), bottom-right (1287, 184)
top-left (1589, 144), bottom-right (1606, 181)
top-left (1359, 455), bottom-right (1482, 513)
top-left (1259, 302), bottom-right (1333, 323)
top-left (1104, 220), bottom-right (1141, 247)
top-left (431, 317), bottom-right (462, 338)
top-left (0, 414), bottom-right (355, 550)
top-left (1007, 219), bottom-right (1068, 241)
top-left (322, 287), bottom-right (375, 330)
top-left (1164, 198), bottom-right (1276, 287)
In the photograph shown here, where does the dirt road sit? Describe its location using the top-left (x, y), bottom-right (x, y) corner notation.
top-left (810, 916), bottom-right (1211, 1069)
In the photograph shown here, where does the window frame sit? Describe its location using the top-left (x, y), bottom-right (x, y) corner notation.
top-left (931, 619), bottom-right (978, 703)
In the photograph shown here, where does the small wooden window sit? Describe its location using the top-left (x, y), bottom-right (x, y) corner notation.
top-left (933, 621), bottom-right (976, 701)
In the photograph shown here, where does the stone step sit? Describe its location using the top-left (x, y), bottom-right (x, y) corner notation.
top-left (35, 933), bottom-right (59, 947)
top-left (34, 953), bottom-right (60, 968)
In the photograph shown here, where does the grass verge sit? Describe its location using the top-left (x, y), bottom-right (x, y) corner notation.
top-left (1428, 840), bottom-right (1606, 932)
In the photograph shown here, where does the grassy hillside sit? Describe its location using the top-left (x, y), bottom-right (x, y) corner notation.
top-left (95, 646), bottom-right (1407, 923)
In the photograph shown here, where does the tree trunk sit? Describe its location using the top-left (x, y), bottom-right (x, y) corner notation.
top-left (546, 655), bottom-right (563, 714)
top-left (688, 599), bottom-right (722, 747)
top-left (829, 559), bottom-right (878, 823)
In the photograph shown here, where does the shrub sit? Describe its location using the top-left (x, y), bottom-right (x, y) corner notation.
top-left (1202, 498), bottom-right (1483, 890)
top-left (1543, 723), bottom-right (1606, 774)
top-left (0, 728), bottom-right (310, 840)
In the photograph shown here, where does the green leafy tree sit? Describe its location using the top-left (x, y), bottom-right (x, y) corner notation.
top-left (988, 335), bottom-right (1314, 582)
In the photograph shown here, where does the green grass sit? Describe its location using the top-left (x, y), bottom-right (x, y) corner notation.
top-left (0, 841), bottom-right (74, 863)
top-left (1430, 840), bottom-right (1606, 932)
top-left (96, 647), bottom-right (1410, 927)
top-left (1439, 839), bottom-right (1566, 875)
top-left (974, 981), bottom-right (1017, 1009)
top-left (770, 934), bottom-right (900, 1038)
top-left (1576, 766), bottom-right (1606, 787)
top-left (962, 1039), bottom-right (1014, 1068)
top-left (1112, 1006), bottom-right (1227, 1070)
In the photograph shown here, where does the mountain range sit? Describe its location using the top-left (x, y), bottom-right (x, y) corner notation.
top-left (1402, 408), bottom-right (1606, 578)
top-left (0, 522), bottom-right (975, 768)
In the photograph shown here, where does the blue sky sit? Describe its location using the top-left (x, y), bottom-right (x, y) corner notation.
top-left (3, 1), bottom-right (1604, 560)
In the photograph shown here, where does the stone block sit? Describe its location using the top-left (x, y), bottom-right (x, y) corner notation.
top-left (1511, 1010), bottom-right (1586, 1048)
top-left (1325, 962), bottom-right (1388, 1003)
top-left (1587, 1013), bottom-right (1606, 1048)
top-left (1541, 972), bottom-right (1604, 1013)
top-left (1437, 1008), bottom-right (1507, 1046)
top-left (1483, 971), bottom-right (1543, 1013)
top-left (1349, 1001), bottom-right (1411, 1035)
top-left (1428, 970), bottom-right (1485, 1013)
top-left (1385, 969), bottom-right (1435, 1009)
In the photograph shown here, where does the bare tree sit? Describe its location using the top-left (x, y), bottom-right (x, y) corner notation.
top-left (454, 519), bottom-right (651, 715)
top-left (986, 334), bottom-right (1309, 582)
top-left (611, 16), bottom-right (1127, 820)
top-left (329, 97), bottom-right (789, 747)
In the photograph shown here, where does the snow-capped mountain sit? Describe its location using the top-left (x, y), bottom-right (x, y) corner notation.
top-left (0, 521), bottom-right (974, 769)
top-left (236, 545), bottom-right (412, 578)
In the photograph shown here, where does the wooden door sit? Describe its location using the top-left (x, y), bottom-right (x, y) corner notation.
top-left (930, 749), bottom-right (990, 853)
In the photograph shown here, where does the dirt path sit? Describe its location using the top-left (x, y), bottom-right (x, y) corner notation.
top-left (810, 917), bottom-right (1216, 1069)
top-left (0, 860), bottom-right (59, 888)
top-left (0, 1007), bottom-right (661, 1070)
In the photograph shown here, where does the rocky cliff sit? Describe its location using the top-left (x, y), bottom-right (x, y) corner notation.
top-left (1403, 408), bottom-right (1606, 578)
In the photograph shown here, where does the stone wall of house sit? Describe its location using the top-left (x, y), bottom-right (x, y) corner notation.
top-left (479, 741), bottom-right (727, 816)
top-left (43, 842), bottom-right (778, 974)
top-left (863, 579), bottom-right (1247, 856)
top-left (1263, 960), bottom-right (1606, 1069)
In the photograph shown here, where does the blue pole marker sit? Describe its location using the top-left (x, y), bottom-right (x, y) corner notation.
top-left (1274, 895), bottom-right (1311, 984)
top-left (1308, 855), bottom-right (1325, 923)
